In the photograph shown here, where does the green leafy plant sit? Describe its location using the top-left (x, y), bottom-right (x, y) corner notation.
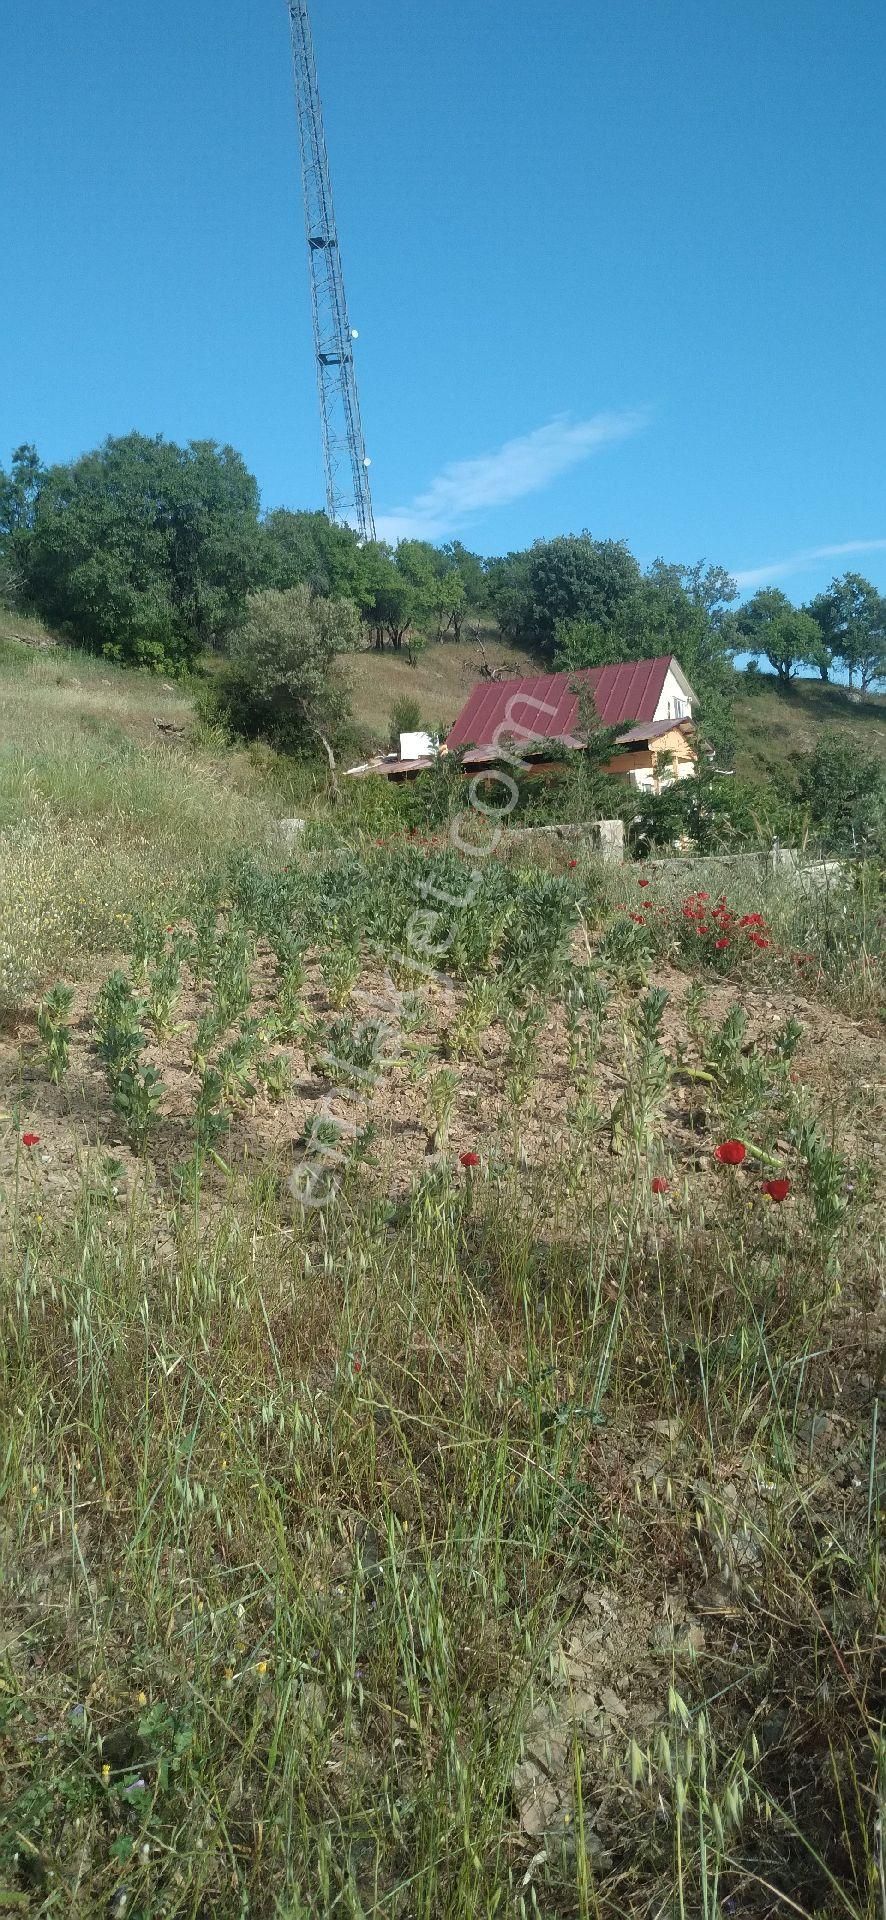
top-left (94, 970), bottom-right (143, 1082)
top-left (36, 982), bottom-right (74, 1083)
top-left (321, 1014), bottom-right (391, 1090)
top-left (598, 914), bottom-right (651, 989)
top-left (320, 941), bottom-right (361, 1010)
top-left (563, 963), bottom-right (608, 1073)
top-left (256, 1052), bottom-right (292, 1103)
top-left (448, 978), bottom-right (499, 1061)
top-left (144, 946), bottom-right (183, 1042)
top-left (113, 1061), bottom-right (164, 1152)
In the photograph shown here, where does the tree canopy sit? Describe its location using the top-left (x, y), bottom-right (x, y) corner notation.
top-left (737, 588), bottom-right (824, 686)
top-left (489, 533), bottom-right (642, 655)
top-left (9, 434), bottom-right (264, 669)
top-left (805, 573), bottom-right (886, 692)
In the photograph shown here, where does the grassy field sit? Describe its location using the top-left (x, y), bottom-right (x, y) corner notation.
top-left (0, 623), bottom-right (279, 1013)
top-left (732, 675), bottom-right (886, 781)
top-left (1, 629), bottom-right (884, 1918)
top-left (343, 625), bottom-right (539, 747)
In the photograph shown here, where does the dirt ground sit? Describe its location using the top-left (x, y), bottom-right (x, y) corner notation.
top-left (2, 934), bottom-right (885, 1241)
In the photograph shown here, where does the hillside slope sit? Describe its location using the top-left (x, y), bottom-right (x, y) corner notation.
top-left (344, 628), bottom-right (540, 744)
top-left (347, 633), bottom-right (886, 774)
top-left (5, 605), bottom-right (885, 781)
top-left (731, 675), bottom-right (886, 779)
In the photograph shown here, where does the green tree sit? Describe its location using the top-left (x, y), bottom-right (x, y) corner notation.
top-left (0, 443), bottom-right (44, 602)
top-left (18, 433), bottom-right (263, 669)
top-left (355, 543), bottom-right (415, 650)
top-left (207, 584), bottom-right (358, 759)
top-left (395, 540), bottom-right (440, 637)
top-left (260, 509), bottom-right (362, 601)
top-left (633, 761), bottom-right (777, 854)
top-left (804, 591), bottom-right (836, 682)
top-left (490, 533), bottom-right (641, 655)
top-left (551, 561), bottom-right (739, 759)
top-left (737, 588), bottom-right (824, 686)
top-left (433, 566), bottom-right (467, 641)
top-left (646, 557), bottom-right (738, 619)
top-left (806, 573), bottom-right (886, 692)
top-left (439, 542), bottom-right (485, 635)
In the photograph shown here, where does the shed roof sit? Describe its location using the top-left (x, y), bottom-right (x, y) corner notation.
top-left (446, 656), bottom-right (689, 754)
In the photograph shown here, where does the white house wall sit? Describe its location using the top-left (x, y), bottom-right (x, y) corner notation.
top-left (653, 666), bottom-right (694, 724)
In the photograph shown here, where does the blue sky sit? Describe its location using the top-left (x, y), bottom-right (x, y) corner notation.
top-left (3, 0), bottom-right (884, 602)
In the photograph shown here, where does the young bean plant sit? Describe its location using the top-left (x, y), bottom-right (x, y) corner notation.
top-left (36, 983), bottom-right (74, 1083)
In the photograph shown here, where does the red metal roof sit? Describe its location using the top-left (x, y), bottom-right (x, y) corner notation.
top-left (445, 657), bottom-right (678, 754)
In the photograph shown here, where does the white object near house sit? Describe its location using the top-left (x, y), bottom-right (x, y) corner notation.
top-left (399, 730), bottom-right (435, 761)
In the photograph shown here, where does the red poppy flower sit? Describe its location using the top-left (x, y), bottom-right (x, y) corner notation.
top-left (459, 1151), bottom-right (480, 1169)
top-left (714, 1140), bottom-right (746, 1166)
top-left (651, 1176), bottom-right (669, 1193)
top-left (739, 913), bottom-right (765, 928)
top-left (21, 1132), bottom-right (41, 1148)
top-left (567, 858), bottom-right (578, 869)
top-left (630, 912), bottom-right (645, 925)
top-left (637, 878), bottom-right (650, 888)
top-left (750, 934), bottom-right (770, 949)
top-left (352, 1357), bottom-right (363, 1374)
top-left (715, 938), bottom-right (730, 950)
top-left (761, 1177), bottom-right (791, 1202)
top-left (697, 891), bottom-right (709, 900)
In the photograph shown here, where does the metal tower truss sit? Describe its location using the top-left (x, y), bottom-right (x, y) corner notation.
top-left (286, 0), bottom-right (375, 539)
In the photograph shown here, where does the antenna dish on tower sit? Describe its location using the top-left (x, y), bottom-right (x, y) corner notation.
top-left (285, 2), bottom-right (375, 539)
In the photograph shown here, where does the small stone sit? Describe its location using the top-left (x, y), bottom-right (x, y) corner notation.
top-left (647, 1417), bottom-right (682, 1444)
top-left (513, 1759), bottom-right (560, 1838)
top-left (599, 1687), bottom-right (627, 1719)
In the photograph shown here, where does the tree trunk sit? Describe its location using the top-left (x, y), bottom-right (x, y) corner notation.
top-left (314, 727), bottom-right (339, 801)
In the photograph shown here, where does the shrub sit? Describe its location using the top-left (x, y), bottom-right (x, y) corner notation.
top-left (788, 731), bottom-right (886, 851)
top-left (205, 585), bottom-right (358, 757)
top-left (388, 696), bottom-right (423, 749)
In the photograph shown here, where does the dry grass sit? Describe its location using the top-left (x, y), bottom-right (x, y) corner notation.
top-left (343, 625), bottom-right (539, 744)
top-left (1, 838), bottom-right (883, 1917)
top-left (1, 633), bottom-right (884, 1916)
top-left (0, 636), bottom-right (275, 1010)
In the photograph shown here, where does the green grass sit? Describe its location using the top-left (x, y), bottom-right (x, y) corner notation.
top-left (0, 634), bottom-right (275, 1010)
top-left (732, 675), bottom-right (886, 780)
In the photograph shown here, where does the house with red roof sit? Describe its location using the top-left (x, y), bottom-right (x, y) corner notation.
top-left (444, 655), bottom-right (697, 791)
top-left (347, 654), bottom-right (698, 791)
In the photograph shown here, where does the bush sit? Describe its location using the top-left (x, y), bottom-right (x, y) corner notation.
top-left (206, 585), bottom-right (358, 757)
top-left (388, 696), bottom-right (423, 750)
top-left (788, 731), bottom-right (886, 851)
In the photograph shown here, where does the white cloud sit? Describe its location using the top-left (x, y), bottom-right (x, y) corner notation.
top-left (734, 537), bottom-right (886, 592)
top-left (374, 409), bottom-right (648, 544)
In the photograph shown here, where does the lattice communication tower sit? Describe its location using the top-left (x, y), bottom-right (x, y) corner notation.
top-left (285, 1), bottom-right (375, 538)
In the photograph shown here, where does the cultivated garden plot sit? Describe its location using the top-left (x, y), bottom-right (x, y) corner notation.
top-left (1, 843), bottom-right (884, 1919)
